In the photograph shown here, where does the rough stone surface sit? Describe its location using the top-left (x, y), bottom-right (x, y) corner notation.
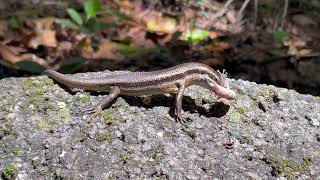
top-left (0, 71), bottom-right (319, 179)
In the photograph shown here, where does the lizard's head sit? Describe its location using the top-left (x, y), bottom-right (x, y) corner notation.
top-left (205, 69), bottom-right (236, 100)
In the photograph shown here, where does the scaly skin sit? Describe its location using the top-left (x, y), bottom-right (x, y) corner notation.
top-left (44, 62), bottom-right (236, 122)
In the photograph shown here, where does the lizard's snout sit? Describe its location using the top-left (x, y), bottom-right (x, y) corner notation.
top-left (213, 84), bottom-right (236, 100)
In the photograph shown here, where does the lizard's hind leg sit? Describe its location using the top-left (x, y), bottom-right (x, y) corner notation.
top-left (84, 86), bottom-right (121, 120)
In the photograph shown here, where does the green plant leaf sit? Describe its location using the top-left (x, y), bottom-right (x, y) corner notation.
top-left (92, 0), bottom-right (103, 12)
top-left (103, 9), bottom-right (126, 20)
top-left (59, 57), bottom-right (86, 73)
top-left (67, 8), bottom-right (83, 25)
top-left (8, 16), bottom-right (22, 29)
top-left (56, 19), bottom-right (79, 30)
top-left (274, 30), bottom-right (289, 41)
top-left (181, 29), bottom-right (210, 43)
top-left (15, 61), bottom-right (46, 73)
top-left (115, 43), bottom-right (139, 55)
top-left (82, 18), bottom-right (100, 33)
top-left (84, 0), bottom-right (104, 19)
top-left (84, 2), bottom-right (95, 18)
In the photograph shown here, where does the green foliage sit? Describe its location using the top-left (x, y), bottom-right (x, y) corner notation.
top-left (56, 19), bottom-right (79, 30)
top-left (84, 0), bottom-right (104, 19)
top-left (8, 16), bottom-right (22, 29)
top-left (15, 61), bottom-right (46, 73)
top-left (181, 29), bottom-right (210, 43)
top-left (57, 0), bottom-right (108, 33)
top-left (67, 8), bottom-right (83, 25)
top-left (115, 43), bottom-right (140, 55)
top-left (58, 57), bottom-right (86, 74)
top-left (273, 29), bottom-right (289, 41)
top-left (57, 7), bottom-right (83, 30)
top-left (81, 18), bottom-right (107, 33)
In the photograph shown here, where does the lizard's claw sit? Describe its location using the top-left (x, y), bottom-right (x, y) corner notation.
top-left (83, 106), bottom-right (102, 120)
top-left (175, 114), bottom-right (187, 123)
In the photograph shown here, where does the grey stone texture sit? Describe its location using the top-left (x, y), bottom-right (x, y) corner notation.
top-left (0, 71), bottom-right (319, 179)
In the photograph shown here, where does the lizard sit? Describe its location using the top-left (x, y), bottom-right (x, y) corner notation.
top-left (43, 62), bottom-right (236, 122)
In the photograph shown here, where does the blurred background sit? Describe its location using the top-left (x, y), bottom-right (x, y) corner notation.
top-left (0, 0), bottom-right (319, 95)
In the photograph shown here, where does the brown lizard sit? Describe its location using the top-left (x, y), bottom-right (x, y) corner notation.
top-left (44, 62), bottom-right (236, 122)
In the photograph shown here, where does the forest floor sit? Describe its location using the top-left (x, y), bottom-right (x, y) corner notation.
top-left (0, 0), bottom-right (319, 95)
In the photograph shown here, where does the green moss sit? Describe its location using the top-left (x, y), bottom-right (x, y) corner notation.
top-left (37, 120), bottom-right (50, 130)
top-left (102, 111), bottom-right (120, 125)
top-left (236, 106), bottom-right (247, 114)
top-left (195, 96), bottom-right (203, 106)
top-left (266, 153), bottom-right (314, 178)
top-left (11, 145), bottom-right (22, 156)
top-left (111, 103), bottom-right (122, 108)
top-left (97, 134), bottom-right (113, 143)
top-left (240, 133), bottom-right (254, 144)
top-left (21, 78), bottom-right (54, 89)
top-left (145, 145), bottom-right (165, 164)
top-left (1, 165), bottom-right (17, 180)
top-left (20, 78), bottom-right (71, 131)
top-left (0, 96), bottom-right (17, 117)
top-left (87, 122), bottom-right (94, 129)
top-left (228, 111), bottom-right (241, 123)
top-left (236, 88), bottom-right (245, 96)
top-left (73, 92), bottom-right (91, 105)
top-left (120, 152), bottom-right (133, 164)
top-left (226, 106), bottom-right (248, 124)
top-left (37, 107), bottom-right (71, 131)
top-left (252, 87), bottom-right (274, 103)
top-left (21, 78), bottom-right (53, 112)
top-left (2, 125), bottom-right (13, 135)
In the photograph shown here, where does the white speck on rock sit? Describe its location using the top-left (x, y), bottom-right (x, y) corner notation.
top-left (157, 131), bottom-right (164, 138)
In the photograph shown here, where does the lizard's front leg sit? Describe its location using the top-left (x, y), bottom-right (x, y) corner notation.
top-left (87, 86), bottom-right (120, 120)
top-left (175, 84), bottom-right (186, 123)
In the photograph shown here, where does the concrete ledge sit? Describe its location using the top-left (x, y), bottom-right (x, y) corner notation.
top-left (0, 72), bottom-right (319, 179)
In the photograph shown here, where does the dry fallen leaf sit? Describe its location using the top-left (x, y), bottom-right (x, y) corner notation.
top-left (29, 29), bottom-right (57, 48)
top-left (118, 26), bottom-right (155, 48)
top-left (0, 43), bottom-right (50, 68)
top-left (205, 42), bottom-right (230, 52)
top-left (80, 37), bottom-right (94, 59)
top-left (0, 20), bottom-right (8, 37)
top-left (80, 38), bottom-right (123, 60)
top-left (28, 17), bottom-right (57, 48)
top-left (93, 39), bottom-right (123, 60)
top-left (144, 12), bottom-right (178, 34)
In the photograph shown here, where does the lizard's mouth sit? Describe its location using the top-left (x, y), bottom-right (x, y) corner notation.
top-left (213, 84), bottom-right (236, 100)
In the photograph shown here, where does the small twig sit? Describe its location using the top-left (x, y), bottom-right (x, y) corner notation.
top-left (254, 0), bottom-right (258, 25)
top-left (280, 0), bottom-right (289, 28)
top-left (204, 0), bottom-right (234, 28)
top-left (237, 0), bottom-right (251, 21)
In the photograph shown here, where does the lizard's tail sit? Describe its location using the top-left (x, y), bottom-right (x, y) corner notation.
top-left (43, 70), bottom-right (103, 90)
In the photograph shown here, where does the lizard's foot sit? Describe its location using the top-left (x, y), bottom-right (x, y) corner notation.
top-left (175, 114), bottom-right (187, 123)
top-left (83, 106), bottom-right (102, 120)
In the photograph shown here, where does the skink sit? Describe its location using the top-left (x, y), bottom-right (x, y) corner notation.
top-left (44, 62), bottom-right (236, 122)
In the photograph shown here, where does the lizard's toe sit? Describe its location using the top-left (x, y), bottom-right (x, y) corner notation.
top-left (85, 106), bottom-right (102, 120)
top-left (175, 115), bottom-right (187, 123)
